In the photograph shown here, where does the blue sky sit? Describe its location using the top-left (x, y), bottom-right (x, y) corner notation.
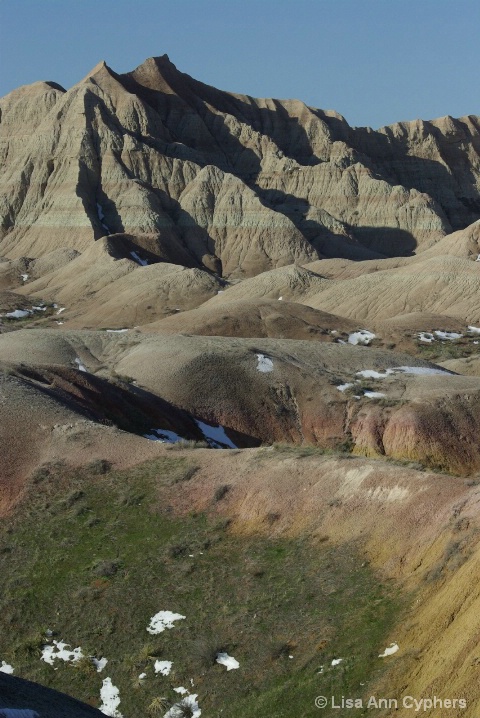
top-left (0, 0), bottom-right (478, 128)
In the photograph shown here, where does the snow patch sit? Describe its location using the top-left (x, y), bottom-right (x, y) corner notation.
top-left (100, 677), bottom-right (123, 717)
top-left (144, 428), bottom-right (184, 444)
top-left (348, 330), bottom-right (375, 345)
top-left (41, 640), bottom-right (83, 667)
top-left (173, 687), bottom-right (188, 695)
top-left (147, 611), bottom-right (186, 635)
top-left (331, 658), bottom-right (343, 666)
top-left (154, 660), bottom-right (172, 675)
top-left (56, 307), bottom-right (66, 315)
top-left (97, 203), bottom-right (110, 232)
top-left (164, 694), bottom-right (201, 718)
top-left (418, 332), bottom-right (435, 343)
top-left (130, 251), bottom-right (148, 266)
top-left (467, 325), bottom-right (480, 334)
top-left (216, 652), bottom-right (240, 671)
top-left (0, 661), bottom-right (14, 674)
top-left (106, 329), bottom-right (128, 333)
top-left (195, 419), bottom-right (237, 449)
top-left (379, 643), bottom-right (399, 658)
top-left (256, 353), bottom-right (273, 372)
top-left (93, 656), bottom-right (108, 672)
top-left (336, 383), bottom-right (354, 392)
top-left (356, 369), bottom-right (391, 379)
top-left (20, 274), bottom-right (29, 282)
top-left (434, 330), bottom-right (462, 341)
top-left (363, 391), bottom-right (386, 399)
top-left (357, 366), bottom-right (449, 380)
top-left (74, 358), bottom-right (87, 372)
top-left (5, 309), bottom-right (30, 319)
top-left (396, 365), bottom-right (449, 376)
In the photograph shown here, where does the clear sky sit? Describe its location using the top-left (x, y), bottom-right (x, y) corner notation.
top-left (0, 0), bottom-right (478, 128)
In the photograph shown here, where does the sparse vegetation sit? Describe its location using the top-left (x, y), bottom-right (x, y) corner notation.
top-left (0, 457), bottom-right (402, 718)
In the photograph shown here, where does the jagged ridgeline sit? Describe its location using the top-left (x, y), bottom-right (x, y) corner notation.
top-left (1, 54), bottom-right (479, 272)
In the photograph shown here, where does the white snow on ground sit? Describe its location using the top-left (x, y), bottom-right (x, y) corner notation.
top-left (130, 251), bottom-right (148, 266)
top-left (173, 687), bottom-right (188, 695)
top-left (356, 369), bottom-right (391, 379)
top-left (216, 652), bottom-right (240, 671)
top-left (138, 673), bottom-right (147, 683)
top-left (20, 274), bottom-right (29, 282)
top-left (164, 694), bottom-right (201, 718)
top-left (32, 306), bottom-right (46, 311)
top-left (468, 325), bottom-right (480, 334)
top-left (100, 677), bottom-right (123, 717)
top-left (256, 353), bottom-right (274, 372)
top-left (195, 419), bottom-right (237, 448)
top-left (348, 330), bottom-right (375, 345)
top-left (476, 254), bottom-right (480, 261)
top-left (363, 391), bottom-right (386, 399)
top-left (336, 383), bottom-right (354, 392)
top-left (331, 658), bottom-right (343, 666)
top-left (96, 203), bottom-right (110, 232)
top-left (396, 366), bottom-right (449, 376)
top-left (106, 329), bottom-right (128, 333)
top-left (379, 643), bottom-right (399, 658)
top-left (5, 309), bottom-right (30, 319)
top-left (143, 428), bottom-right (184, 444)
top-left (357, 366), bottom-right (449, 380)
top-left (93, 657), bottom-right (108, 672)
top-left (0, 661), bottom-right (13, 674)
top-left (434, 330), bottom-right (463, 340)
top-left (418, 332), bottom-right (435, 343)
top-left (74, 358), bottom-right (87, 372)
top-left (147, 611), bottom-right (186, 634)
top-left (154, 660), bottom-right (172, 675)
top-left (278, 296), bottom-right (283, 301)
top-left (41, 641), bottom-right (83, 667)
top-left (56, 307), bottom-right (65, 315)
top-left (0, 710), bottom-right (40, 718)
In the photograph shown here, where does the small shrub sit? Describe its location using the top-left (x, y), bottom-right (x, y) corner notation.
top-left (87, 459), bottom-right (112, 475)
top-left (191, 637), bottom-right (228, 669)
top-left (173, 465), bottom-right (199, 484)
top-left (213, 484), bottom-right (230, 502)
top-left (147, 697), bottom-right (170, 715)
top-left (92, 559), bottom-right (121, 578)
top-left (167, 439), bottom-right (209, 450)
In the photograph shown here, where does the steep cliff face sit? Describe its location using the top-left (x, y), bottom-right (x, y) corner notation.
top-left (1, 55), bottom-right (479, 274)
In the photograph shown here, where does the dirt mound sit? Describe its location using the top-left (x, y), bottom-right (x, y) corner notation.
top-left (201, 265), bottom-right (330, 306)
top-left (305, 254), bottom-right (480, 323)
top-left (15, 238), bottom-right (224, 327)
top-left (1, 328), bottom-right (479, 474)
top-left (142, 299), bottom-right (358, 339)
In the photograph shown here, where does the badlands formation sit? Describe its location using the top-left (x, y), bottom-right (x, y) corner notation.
top-left (0, 55), bottom-right (480, 717)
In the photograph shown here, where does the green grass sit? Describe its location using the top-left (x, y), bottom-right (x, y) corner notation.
top-left (416, 337), bottom-right (480, 362)
top-left (0, 458), bottom-right (403, 717)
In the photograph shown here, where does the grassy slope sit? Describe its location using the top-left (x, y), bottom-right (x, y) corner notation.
top-left (0, 458), bottom-right (402, 717)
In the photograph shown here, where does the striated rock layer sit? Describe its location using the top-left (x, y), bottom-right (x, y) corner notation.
top-left (1, 55), bottom-right (479, 274)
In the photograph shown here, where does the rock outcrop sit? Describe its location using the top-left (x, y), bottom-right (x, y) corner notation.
top-left (1, 55), bottom-right (479, 273)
